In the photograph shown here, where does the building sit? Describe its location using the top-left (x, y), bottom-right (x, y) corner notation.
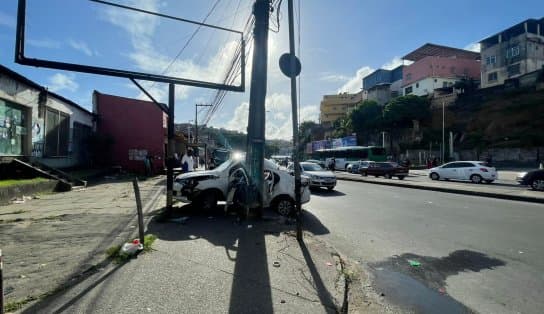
top-left (362, 66), bottom-right (404, 105)
top-left (401, 43), bottom-right (481, 96)
top-left (0, 65), bottom-right (94, 168)
top-left (93, 91), bottom-right (167, 174)
top-left (319, 91), bottom-right (364, 128)
top-left (480, 17), bottom-right (544, 88)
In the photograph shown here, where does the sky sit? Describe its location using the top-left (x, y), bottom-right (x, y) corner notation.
top-left (1, 0), bottom-right (543, 139)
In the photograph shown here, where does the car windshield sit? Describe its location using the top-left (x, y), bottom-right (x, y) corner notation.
top-left (302, 163), bottom-right (324, 171)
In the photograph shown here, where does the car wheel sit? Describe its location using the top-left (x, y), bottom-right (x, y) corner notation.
top-left (274, 196), bottom-right (294, 216)
top-left (484, 180), bottom-right (494, 184)
top-left (384, 173), bottom-right (392, 179)
top-left (430, 172), bottom-right (439, 180)
top-left (470, 174), bottom-right (483, 184)
top-left (398, 176), bottom-right (405, 180)
top-left (327, 186), bottom-right (335, 191)
top-left (530, 179), bottom-right (544, 191)
top-left (198, 191), bottom-right (218, 210)
top-left (361, 171), bottom-right (367, 176)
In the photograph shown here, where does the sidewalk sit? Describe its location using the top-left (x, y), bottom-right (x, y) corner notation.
top-left (0, 175), bottom-right (165, 310)
top-left (15, 205), bottom-right (389, 313)
top-left (335, 172), bottom-right (544, 204)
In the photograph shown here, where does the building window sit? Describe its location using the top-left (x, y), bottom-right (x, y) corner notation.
top-left (45, 107), bottom-right (70, 157)
top-left (485, 55), bottom-right (496, 65)
top-left (415, 83), bottom-right (419, 88)
top-left (405, 86), bottom-right (413, 95)
top-left (488, 72), bottom-right (498, 82)
top-left (507, 63), bottom-right (521, 76)
top-left (434, 79), bottom-right (437, 83)
top-left (506, 45), bottom-right (520, 58)
top-left (0, 100), bottom-right (28, 156)
top-left (443, 81), bottom-right (448, 88)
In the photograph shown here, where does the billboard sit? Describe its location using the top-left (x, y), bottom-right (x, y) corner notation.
top-left (310, 135), bottom-right (357, 152)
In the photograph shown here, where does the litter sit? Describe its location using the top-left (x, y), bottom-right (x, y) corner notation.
top-left (121, 239), bottom-right (144, 255)
top-left (408, 260), bottom-right (421, 267)
top-left (326, 262), bottom-right (333, 267)
top-left (169, 217), bottom-right (189, 224)
top-left (280, 300), bottom-right (286, 304)
top-left (273, 261), bottom-right (281, 267)
top-left (438, 287), bottom-right (446, 294)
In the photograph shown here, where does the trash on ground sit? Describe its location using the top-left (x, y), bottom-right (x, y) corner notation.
top-left (121, 239), bottom-right (144, 255)
top-left (408, 260), bottom-right (421, 267)
top-left (326, 262), bottom-right (333, 266)
top-left (169, 217), bottom-right (189, 224)
top-left (273, 261), bottom-right (281, 267)
top-left (280, 299), bottom-right (286, 304)
top-left (19, 274), bottom-right (27, 279)
top-left (438, 287), bottom-right (446, 294)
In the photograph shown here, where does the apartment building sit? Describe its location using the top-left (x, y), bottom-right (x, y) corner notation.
top-left (319, 91), bottom-right (364, 127)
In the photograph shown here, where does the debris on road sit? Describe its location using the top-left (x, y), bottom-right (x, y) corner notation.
top-left (326, 262), bottom-right (333, 266)
top-left (121, 239), bottom-right (143, 256)
top-left (273, 261), bottom-right (281, 267)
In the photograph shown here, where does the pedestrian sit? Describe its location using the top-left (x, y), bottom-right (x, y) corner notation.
top-left (182, 148), bottom-right (195, 173)
top-left (329, 157), bottom-right (336, 171)
top-left (432, 157), bottom-right (438, 167)
top-left (144, 154), bottom-right (152, 177)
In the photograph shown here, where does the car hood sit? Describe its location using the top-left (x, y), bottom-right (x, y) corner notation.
top-left (176, 170), bottom-right (220, 180)
top-left (304, 170), bottom-right (336, 177)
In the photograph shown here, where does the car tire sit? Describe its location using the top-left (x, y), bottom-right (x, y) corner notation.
top-left (198, 190), bottom-right (218, 210)
top-left (530, 179), bottom-right (544, 191)
top-left (361, 171), bottom-right (367, 176)
top-left (274, 196), bottom-right (294, 216)
top-left (470, 174), bottom-right (483, 184)
top-left (398, 176), bottom-right (405, 180)
top-left (430, 172), bottom-right (440, 180)
top-left (484, 180), bottom-right (494, 184)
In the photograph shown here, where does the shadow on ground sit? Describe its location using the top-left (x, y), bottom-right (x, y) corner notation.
top-left (310, 188), bottom-right (346, 197)
top-left (147, 204), bottom-right (334, 313)
top-left (369, 250), bottom-right (506, 313)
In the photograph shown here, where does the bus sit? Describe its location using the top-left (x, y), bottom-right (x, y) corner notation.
top-left (312, 146), bottom-right (387, 170)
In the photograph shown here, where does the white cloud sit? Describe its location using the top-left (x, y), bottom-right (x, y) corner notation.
top-left (320, 73), bottom-right (351, 83)
top-left (0, 11), bottom-right (15, 29)
top-left (27, 38), bottom-right (61, 49)
top-left (48, 73), bottom-right (79, 93)
top-left (68, 39), bottom-right (94, 56)
top-left (382, 56), bottom-right (404, 70)
top-left (338, 66), bottom-right (373, 93)
top-left (225, 101), bottom-right (249, 133)
top-left (464, 42), bottom-right (481, 53)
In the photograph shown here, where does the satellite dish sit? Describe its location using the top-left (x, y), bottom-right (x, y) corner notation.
top-left (279, 53), bottom-right (301, 78)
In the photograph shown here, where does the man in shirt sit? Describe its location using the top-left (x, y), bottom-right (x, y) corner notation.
top-left (181, 148), bottom-right (195, 172)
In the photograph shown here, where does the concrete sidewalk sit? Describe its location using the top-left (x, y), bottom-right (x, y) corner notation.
top-left (0, 175), bottom-right (165, 310)
top-left (15, 206), bottom-right (390, 314)
top-left (335, 172), bottom-right (544, 204)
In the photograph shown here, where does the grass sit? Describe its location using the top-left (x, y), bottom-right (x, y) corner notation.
top-left (105, 234), bottom-right (157, 263)
top-left (0, 177), bottom-right (50, 188)
top-left (5, 295), bottom-right (40, 312)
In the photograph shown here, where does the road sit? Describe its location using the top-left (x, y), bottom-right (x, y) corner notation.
top-left (305, 180), bottom-right (544, 313)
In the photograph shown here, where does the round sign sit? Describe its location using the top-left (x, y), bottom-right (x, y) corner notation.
top-left (279, 53), bottom-right (301, 78)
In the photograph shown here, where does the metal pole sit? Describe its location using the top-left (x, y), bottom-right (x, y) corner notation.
top-left (442, 101), bottom-right (445, 164)
top-left (287, 0), bottom-right (302, 241)
top-left (0, 249), bottom-right (3, 314)
top-left (132, 178), bottom-right (145, 246)
top-left (246, 0), bottom-right (270, 213)
top-left (195, 105), bottom-right (198, 145)
top-left (166, 84), bottom-right (175, 214)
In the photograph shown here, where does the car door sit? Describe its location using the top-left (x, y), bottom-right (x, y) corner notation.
top-left (457, 162), bottom-right (477, 180)
top-left (440, 162), bottom-right (460, 179)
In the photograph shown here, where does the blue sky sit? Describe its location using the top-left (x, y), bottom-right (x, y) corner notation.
top-left (1, 0), bottom-right (543, 139)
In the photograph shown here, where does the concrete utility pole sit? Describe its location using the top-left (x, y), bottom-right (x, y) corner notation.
top-left (287, 0), bottom-right (302, 241)
top-left (166, 83), bottom-right (175, 213)
top-left (195, 104), bottom-right (212, 145)
top-left (246, 0), bottom-right (270, 212)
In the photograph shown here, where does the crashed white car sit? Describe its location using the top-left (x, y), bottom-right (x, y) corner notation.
top-left (173, 159), bottom-right (311, 215)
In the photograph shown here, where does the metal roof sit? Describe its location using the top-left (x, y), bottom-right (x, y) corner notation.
top-left (402, 43), bottom-right (480, 62)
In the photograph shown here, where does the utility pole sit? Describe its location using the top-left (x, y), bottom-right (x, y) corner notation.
top-left (195, 104), bottom-right (212, 145)
top-left (442, 101), bottom-right (445, 164)
top-left (246, 0), bottom-right (270, 213)
top-left (287, 0), bottom-right (302, 241)
top-left (166, 83), bottom-right (175, 215)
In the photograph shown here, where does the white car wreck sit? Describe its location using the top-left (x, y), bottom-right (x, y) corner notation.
top-left (173, 159), bottom-right (311, 215)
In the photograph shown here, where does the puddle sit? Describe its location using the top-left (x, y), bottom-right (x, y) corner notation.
top-left (373, 268), bottom-right (469, 313)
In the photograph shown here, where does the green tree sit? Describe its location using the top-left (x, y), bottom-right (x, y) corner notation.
top-left (332, 117), bottom-right (352, 138)
top-left (349, 100), bottom-right (383, 144)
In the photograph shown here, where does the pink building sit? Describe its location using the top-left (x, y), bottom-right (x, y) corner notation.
top-left (92, 91), bottom-right (167, 174)
top-left (402, 43), bottom-right (481, 96)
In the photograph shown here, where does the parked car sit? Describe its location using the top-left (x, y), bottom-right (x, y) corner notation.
top-left (429, 161), bottom-right (497, 183)
top-left (288, 162), bottom-right (337, 190)
top-left (516, 169), bottom-right (544, 191)
top-left (360, 162), bottom-right (408, 179)
top-left (347, 160), bottom-right (372, 174)
top-left (173, 159), bottom-right (311, 215)
top-left (304, 159), bottom-right (326, 168)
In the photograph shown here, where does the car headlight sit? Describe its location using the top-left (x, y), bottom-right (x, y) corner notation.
top-left (310, 174), bottom-right (317, 180)
top-left (518, 172), bottom-right (527, 178)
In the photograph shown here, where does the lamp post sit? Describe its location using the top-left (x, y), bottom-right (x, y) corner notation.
top-left (442, 101), bottom-right (445, 164)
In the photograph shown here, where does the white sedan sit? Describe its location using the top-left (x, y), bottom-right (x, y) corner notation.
top-left (288, 162), bottom-right (337, 190)
top-left (429, 161), bottom-right (497, 184)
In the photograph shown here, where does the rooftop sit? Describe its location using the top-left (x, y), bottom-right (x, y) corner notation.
top-left (402, 43), bottom-right (480, 62)
top-left (480, 17), bottom-right (544, 47)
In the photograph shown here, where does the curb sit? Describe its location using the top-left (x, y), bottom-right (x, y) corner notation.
top-left (336, 175), bottom-right (544, 204)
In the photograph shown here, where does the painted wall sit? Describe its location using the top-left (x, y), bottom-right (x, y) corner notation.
top-left (403, 77), bottom-right (458, 96)
top-left (402, 56), bottom-right (481, 87)
top-left (94, 92), bottom-right (166, 174)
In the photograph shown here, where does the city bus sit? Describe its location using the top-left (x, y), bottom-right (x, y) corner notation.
top-left (312, 146), bottom-right (386, 170)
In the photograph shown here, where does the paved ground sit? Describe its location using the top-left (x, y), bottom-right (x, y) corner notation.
top-left (18, 206), bottom-right (382, 314)
top-left (305, 181), bottom-right (544, 313)
top-left (0, 175), bottom-right (165, 307)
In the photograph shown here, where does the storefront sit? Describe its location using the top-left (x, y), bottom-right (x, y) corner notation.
top-left (0, 99), bottom-right (28, 156)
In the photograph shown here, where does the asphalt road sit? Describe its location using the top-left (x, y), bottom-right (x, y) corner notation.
top-left (305, 181), bottom-right (544, 314)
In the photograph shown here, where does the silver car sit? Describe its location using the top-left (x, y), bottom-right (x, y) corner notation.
top-left (288, 162), bottom-right (337, 190)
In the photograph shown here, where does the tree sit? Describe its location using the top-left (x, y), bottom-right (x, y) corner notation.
top-left (332, 117), bottom-right (352, 138)
top-left (349, 100), bottom-right (383, 144)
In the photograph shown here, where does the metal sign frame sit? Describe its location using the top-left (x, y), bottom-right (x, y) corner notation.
top-left (14, 0), bottom-right (245, 92)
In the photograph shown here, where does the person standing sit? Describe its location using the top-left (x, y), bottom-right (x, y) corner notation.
top-left (182, 148), bottom-right (195, 173)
